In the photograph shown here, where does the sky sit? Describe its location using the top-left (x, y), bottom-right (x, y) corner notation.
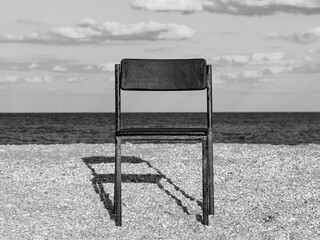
top-left (0, 0), bottom-right (320, 112)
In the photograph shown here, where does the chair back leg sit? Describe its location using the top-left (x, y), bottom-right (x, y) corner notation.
top-left (208, 134), bottom-right (214, 215)
top-left (115, 137), bottom-right (122, 226)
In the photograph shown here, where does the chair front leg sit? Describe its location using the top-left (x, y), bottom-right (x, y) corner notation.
top-left (202, 137), bottom-right (209, 225)
top-left (115, 136), bottom-right (122, 226)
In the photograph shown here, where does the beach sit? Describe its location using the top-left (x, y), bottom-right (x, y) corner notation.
top-left (0, 143), bottom-right (319, 239)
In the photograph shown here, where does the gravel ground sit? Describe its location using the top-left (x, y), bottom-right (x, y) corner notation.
top-left (0, 143), bottom-right (319, 239)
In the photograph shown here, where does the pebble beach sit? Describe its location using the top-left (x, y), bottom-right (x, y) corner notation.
top-left (1, 143), bottom-right (319, 239)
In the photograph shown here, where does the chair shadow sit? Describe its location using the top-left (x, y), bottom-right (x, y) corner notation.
top-left (82, 156), bottom-right (203, 224)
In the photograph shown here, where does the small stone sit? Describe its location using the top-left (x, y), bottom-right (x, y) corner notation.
top-left (288, 217), bottom-right (297, 222)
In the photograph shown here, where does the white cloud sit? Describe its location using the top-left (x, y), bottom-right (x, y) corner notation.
top-left (131, 0), bottom-right (320, 15)
top-left (211, 52), bottom-right (294, 67)
top-left (0, 75), bottom-right (53, 84)
top-left (0, 58), bottom-right (119, 74)
top-left (258, 78), bottom-right (276, 83)
top-left (98, 62), bottom-right (117, 72)
top-left (53, 65), bottom-right (67, 72)
top-left (24, 76), bottom-right (53, 83)
top-left (0, 74), bottom-right (92, 85)
top-left (66, 76), bottom-right (86, 82)
top-left (29, 63), bottom-right (41, 69)
top-left (217, 70), bottom-right (261, 80)
top-left (304, 56), bottom-right (313, 61)
top-left (212, 50), bottom-right (320, 85)
top-left (43, 76), bottom-right (53, 83)
top-left (0, 19), bottom-right (195, 45)
top-left (291, 62), bottom-right (320, 74)
top-left (84, 65), bottom-right (93, 70)
top-left (215, 71), bottom-right (257, 83)
top-left (0, 75), bottom-right (19, 83)
top-left (211, 55), bottom-right (249, 66)
top-left (131, 0), bottom-right (204, 13)
top-left (262, 65), bottom-right (294, 75)
top-left (307, 49), bottom-right (320, 59)
top-left (215, 70), bottom-right (277, 84)
top-left (249, 52), bottom-right (293, 66)
top-left (261, 57), bottom-right (320, 75)
top-left (211, 52), bottom-right (306, 84)
top-left (21, 76), bottom-right (53, 83)
top-left (242, 70), bottom-right (263, 78)
top-left (267, 26), bottom-right (320, 44)
top-left (25, 77), bottom-right (42, 83)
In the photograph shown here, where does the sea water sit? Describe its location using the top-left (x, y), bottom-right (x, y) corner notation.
top-left (0, 112), bottom-right (319, 145)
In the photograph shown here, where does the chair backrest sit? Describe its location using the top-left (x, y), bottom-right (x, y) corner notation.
top-left (120, 58), bottom-right (207, 90)
top-left (115, 58), bottom-right (212, 130)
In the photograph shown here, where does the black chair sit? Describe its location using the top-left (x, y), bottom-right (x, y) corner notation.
top-left (114, 58), bottom-right (214, 226)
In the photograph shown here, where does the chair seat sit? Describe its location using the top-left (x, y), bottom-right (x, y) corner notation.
top-left (116, 127), bottom-right (208, 136)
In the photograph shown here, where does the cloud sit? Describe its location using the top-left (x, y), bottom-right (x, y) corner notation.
top-left (211, 52), bottom-right (294, 67)
top-left (0, 75), bottom-right (52, 84)
top-left (0, 75), bottom-right (19, 83)
top-left (131, 0), bottom-right (204, 13)
top-left (211, 55), bottom-right (250, 67)
top-left (65, 76), bottom-right (86, 82)
top-left (210, 51), bottom-right (318, 84)
top-left (249, 52), bottom-right (293, 65)
top-left (24, 76), bottom-right (53, 83)
top-left (262, 65), bottom-right (295, 75)
top-left (0, 75), bottom-right (89, 85)
top-left (304, 56), bottom-right (313, 61)
top-left (215, 70), bottom-right (274, 84)
top-left (290, 61), bottom-right (320, 74)
top-left (211, 50), bottom-right (320, 85)
top-left (0, 58), bottom-right (73, 71)
top-left (307, 49), bottom-right (320, 54)
top-left (84, 65), bottom-right (93, 71)
top-left (306, 49), bottom-right (320, 61)
top-left (0, 19), bottom-right (195, 45)
top-left (131, 0), bottom-right (320, 15)
top-left (0, 58), bottom-right (118, 73)
top-left (213, 56), bottom-right (320, 84)
top-left (145, 46), bottom-right (177, 52)
top-left (215, 69), bottom-right (281, 85)
top-left (29, 63), bottom-right (41, 69)
top-left (261, 52), bottom-right (320, 74)
top-left (53, 65), bottom-right (67, 72)
top-left (0, 59), bottom-right (30, 71)
top-left (267, 26), bottom-right (320, 44)
top-left (98, 62), bottom-right (117, 72)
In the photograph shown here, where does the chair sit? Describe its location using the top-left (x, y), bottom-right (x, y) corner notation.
top-left (114, 58), bottom-right (214, 226)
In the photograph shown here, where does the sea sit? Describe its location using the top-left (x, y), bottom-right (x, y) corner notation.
top-left (0, 112), bottom-right (319, 145)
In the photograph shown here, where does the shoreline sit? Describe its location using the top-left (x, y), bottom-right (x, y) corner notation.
top-left (1, 143), bottom-right (319, 239)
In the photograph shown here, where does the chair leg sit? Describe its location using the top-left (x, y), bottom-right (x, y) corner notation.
top-left (208, 134), bottom-right (214, 215)
top-left (114, 137), bottom-right (122, 226)
top-left (202, 138), bottom-right (209, 225)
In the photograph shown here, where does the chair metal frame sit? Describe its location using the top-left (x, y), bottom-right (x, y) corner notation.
top-left (114, 59), bottom-right (214, 226)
